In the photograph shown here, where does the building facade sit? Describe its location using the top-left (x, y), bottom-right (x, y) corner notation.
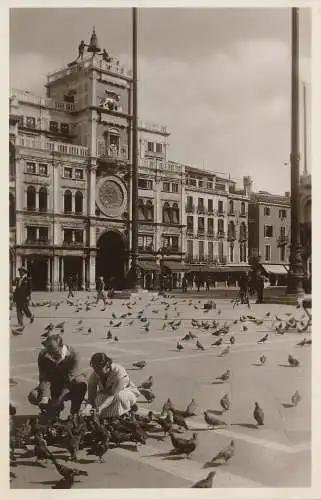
top-left (299, 172), bottom-right (311, 279)
top-left (9, 30), bottom-right (251, 291)
top-left (248, 191), bottom-right (291, 281)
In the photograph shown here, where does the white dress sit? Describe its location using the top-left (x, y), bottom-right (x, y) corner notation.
top-left (87, 362), bottom-right (141, 419)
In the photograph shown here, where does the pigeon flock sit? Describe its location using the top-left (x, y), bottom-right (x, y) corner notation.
top-left (10, 292), bottom-right (312, 488)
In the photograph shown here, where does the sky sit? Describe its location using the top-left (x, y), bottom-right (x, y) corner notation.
top-left (9, 7), bottom-right (311, 194)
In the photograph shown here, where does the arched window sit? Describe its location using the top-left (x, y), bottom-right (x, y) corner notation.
top-left (138, 199), bottom-right (145, 220)
top-left (75, 191), bottom-right (83, 214)
top-left (241, 201), bottom-right (246, 215)
top-left (9, 193), bottom-right (15, 227)
top-left (146, 200), bottom-right (154, 221)
top-left (64, 190), bottom-right (72, 213)
top-left (240, 222), bottom-right (247, 240)
top-left (218, 219), bottom-right (224, 234)
top-left (228, 220), bottom-right (235, 238)
top-left (172, 203), bottom-right (179, 224)
top-left (39, 187), bottom-right (48, 212)
top-left (240, 242), bottom-right (247, 262)
top-left (163, 202), bottom-right (171, 224)
top-left (229, 200), bottom-right (234, 214)
top-left (27, 186), bottom-right (36, 211)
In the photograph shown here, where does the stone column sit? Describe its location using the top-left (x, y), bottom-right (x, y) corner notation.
top-left (53, 256), bottom-right (59, 291)
top-left (89, 162), bottom-right (97, 217)
top-left (16, 255), bottom-right (22, 275)
top-left (89, 254), bottom-right (96, 290)
top-left (35, 187), bottom-right (39, 211)
top-left (60, 257), bottom-right (64, 290)
top-left (82, 257), bottom-right (86, 290)
top-left (47, 258), bottom-right (51, 291)
top-left (72, 192), bottom-right (75, 214)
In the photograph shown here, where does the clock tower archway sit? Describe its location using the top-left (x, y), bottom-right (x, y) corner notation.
top-left (96, 230), bottom-right (126, 289)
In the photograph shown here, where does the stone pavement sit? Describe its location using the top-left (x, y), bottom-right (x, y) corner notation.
top-left (10, 292), bottom-right (311, 488)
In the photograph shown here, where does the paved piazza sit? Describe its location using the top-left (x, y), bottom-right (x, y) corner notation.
top-left (10, 292), bottom-right (311, 488)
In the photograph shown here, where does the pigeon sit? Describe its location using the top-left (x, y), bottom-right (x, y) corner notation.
top-left (220, 393), bottom-right (230, 412)
top-left (106, 330), bottom-right (113, 340)
top-left (258, 333), bottom-right (268, 343)
top-left (114, 336), bottom-right (119, 342)
top-left (55, 322), bottom-right (65, 329)
top-left (258, 354), bottom-right (267, 365)
top-left (242, 324), bottom-right (248, 332)
top-left (196, 339), bottom-right (205, 350)
top-left (192, 471), bottom-right (216, 488)
top-left (291, 390), bottom-right (301, 407)
top-left (253, 402), bottom-right (264, 426)
top-left (189, 331), bottom-right (197, 339)
top-left (50, 455), bottom-right (88, 480)
top-left (162, 398), bottom-right (174, 414)
top-left (288, 354), bottom-right (300, 367)
top-left (212, 338), bottom-right (223, 346)
top-left (229, 336), bottom-right (236, 345)
top-left (133, 360), bottom-right (146, 369)
top-left (185, 399), bottom-right (197, 417)
top-left (11, 328), bottom-right (24, 336)
top-left (34, 434), bottom-right (52, 461)
top-left (265, 312), bottom-right (271, 317)
top-left (169, 431), bottom-right (198, 457)
top-left (139, 376), bottom-right (153, 390)
top-left (139, 388), bottom-right (155, 403)
top-left (44, 322), bottom-right (54, 332)
top-left (156, 412), bottom-right (173, 437)
top-left (296, 338), bottom-right (308, 346)
top-left (76, 320), bottom-right (83, 326)
top-left (203, 411), bottom-right (227, 428)
top-left (168, 409), bottom-right (189, 430)
top-left (177, 341), bottom-right (184, 351)
top-left (214, 369), bottom-right (231, 383)
top-left (87, 328), bottom-right (92, 334)
top-left (113, 321), bottom-right (122, 328)
top-left (207, 440), bottom-right (235, 465)
top-left (181, 333), bottom-right (190, 341)
top-left (218, 346), bottom-right (230, 357)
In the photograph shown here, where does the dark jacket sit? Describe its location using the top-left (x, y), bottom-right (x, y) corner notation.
top-left (38, 345), bottom-right (79, 395)
top-left (96, 279), bottom-right (105, 293)
top-left (13, 275), bottom-right (32, 303)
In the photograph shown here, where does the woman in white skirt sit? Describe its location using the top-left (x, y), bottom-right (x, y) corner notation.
top-left (85, 353), bottom-right (141, 419)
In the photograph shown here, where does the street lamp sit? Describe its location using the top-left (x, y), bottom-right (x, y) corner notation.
top-left (130, 6), bottom-right (139, 289)
top-left (287, 7), bottom-right (305, 297)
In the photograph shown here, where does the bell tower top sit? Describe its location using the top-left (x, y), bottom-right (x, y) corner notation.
top-left (87, 27), bottom-right (101, 54)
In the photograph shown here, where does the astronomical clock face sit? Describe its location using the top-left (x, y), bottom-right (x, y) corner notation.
top-left (96, 176), bottom-right (127, 218)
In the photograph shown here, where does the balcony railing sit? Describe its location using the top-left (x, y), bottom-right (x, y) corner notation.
top-left (186, 205), bottom-right (195, 213)
top-left (207, 210), bottom-right (214, 216)
top-left (186, 229), bottom-right (194, 236)
top-left (25, 239), bottom-right (50, 245)
top-left (239, 212), bottom-right (247, 218)
top-left (217, 210), bottom-right (225, 217)
top-left (197, 230), bottom-right (205, 237)
top-left (63, 241), bottom-right (84, 247)
top-left (17, 135), bottom-right (89, 157)
top-left (10, 89), bottom-right (76, 113)
top-left (197, 207), bottom-right (205, 214)
top-left (277, 236), bottom-right (289, 246)
top-left (207, 232), bottom-right (215, 239)
top-left (217, 231), bottom-right (225, 239)
top-left (239, 233), bottom-right (248, 241)
top-left (97, 143), bottom-right (128, 162)
top-left (138, 246), bottom-right (155, 254)
top-left (227, 233), bottom-right (236, 241)
top-left (228, 211), bottom-right (236, 216)
top-left (138, 119), bottom-right (168, 134)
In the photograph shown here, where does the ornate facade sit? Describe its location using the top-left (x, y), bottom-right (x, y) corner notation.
top-left (9, 30), bottom-right (251, 290)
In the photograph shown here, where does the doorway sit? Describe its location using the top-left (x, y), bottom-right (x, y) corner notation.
top-left (96, 231), bottom-right (126, 288)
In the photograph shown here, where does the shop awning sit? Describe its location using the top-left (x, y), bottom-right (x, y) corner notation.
top-left (261, 264), bottom-right (289, 275)
top-left (137, 261), bottom-right (159, 271)
top-left (184, 265), bottom-right (250, 274)
top-left (163, 261), bottom-right (187, 272)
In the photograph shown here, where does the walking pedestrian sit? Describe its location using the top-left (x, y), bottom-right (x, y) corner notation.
top-left (238, 272), bottom-right (250, 306)
top-left (28, 334), bottom-right (87, 418)
top-left (84, 353), bottom-right (141, 419)
top-left (182, 276), bottom-right (187, 293)
top-left (67, 275), bottom-right (74, 299)
top-left (96, 276), bottom-right (106, 305)
top-left (255, 271), bottom-right (265, 304)
top-left (13, 267), bottom-right (34, 330)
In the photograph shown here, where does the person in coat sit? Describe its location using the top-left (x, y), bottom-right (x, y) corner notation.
top-left (28, 334), bottom-right (87, 418)
top-left (96, 276), bottom-right (106, 305)
top-left (13, 267), bottom-right (34, 329)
